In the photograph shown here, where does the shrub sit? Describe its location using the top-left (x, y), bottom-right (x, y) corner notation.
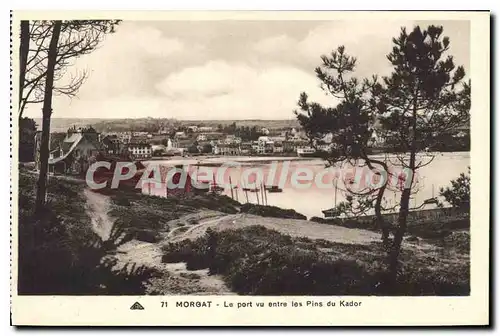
top-left (134, 229), bottom-right (161, 243)
top-left (240, 203), bottom-right (307, 220)
top-left (18, 172), bottom-right (158, 295)
top-left (107, 188), bottom-right (240, 236)
top-left (113, 194), bottom-right (131, 206)
top-left (310, 216), bottom-right (327, 223)
top-left (443, 231), bottom-right (470, 254)
top-left (439, 168), bottom-right (470, 212)
top-left (162, 225), bottom-right (469, 296)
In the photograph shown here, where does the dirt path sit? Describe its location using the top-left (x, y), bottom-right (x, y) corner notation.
top-left (116, 213), bottom-right (235, 295)
top-left (148, 213), bottom-right (237, 294)
top-left (82, 188), bottom-right (233, 294)
top-left (115, 238), bottom-right (232, 295)
top-left (168, 214), bottom-right (240, 241)
top-left (83, 189), bottom-right (114, 240)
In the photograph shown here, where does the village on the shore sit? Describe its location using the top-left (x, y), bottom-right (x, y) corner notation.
top-left (15, 17), bottom-right (478, 305)
top-left (34, 120), bottom-right (470, 176)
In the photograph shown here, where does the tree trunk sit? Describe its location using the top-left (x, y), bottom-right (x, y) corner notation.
top-left (365, 157), bottom-right (391, 249)
top-left (18, 20), bottom-right (30, 118)
top-left (390, 183), bottom-right (412, 276)
top-left (34, 21), bottom-right (61, 214)
top-left (375, 183), bottom-right (390, 248)
top-left (389, 96), bottom-right (419, 282)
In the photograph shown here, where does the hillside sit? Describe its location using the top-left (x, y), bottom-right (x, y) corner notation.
top-left (35, 117), bottom-right (300, 133)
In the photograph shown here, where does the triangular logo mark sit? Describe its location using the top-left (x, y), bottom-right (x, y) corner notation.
top-left (130, 302), bottom-right (145, 310)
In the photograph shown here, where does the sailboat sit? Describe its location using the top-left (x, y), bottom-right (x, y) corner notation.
top-left (242, 187), bottom-right (260, 192)
top-left (210, 173), bottom-right (225, 193)
top-left (264, 185), bottom-right (283, 193)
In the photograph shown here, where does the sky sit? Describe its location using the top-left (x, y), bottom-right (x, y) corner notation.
top-left (24, 19), bottom-right (470, 120)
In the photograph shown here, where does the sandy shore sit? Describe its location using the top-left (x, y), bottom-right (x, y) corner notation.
top-left (146, 155), bottom-right (314, 166)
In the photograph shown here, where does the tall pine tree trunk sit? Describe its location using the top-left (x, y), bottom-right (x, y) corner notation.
top-left (34, 21), bottom-right (61, 214)
top-left (18, 20), bottom-right (30, 118)
top-left (375, 183), bottom-right (390, 248)
top-left (389, 96), bottom-right (418, 283)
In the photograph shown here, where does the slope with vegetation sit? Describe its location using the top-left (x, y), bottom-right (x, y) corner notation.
top-left (162, 225), bottom-right (469, 296)
top-left (18, 170), bottom-right (157, 295)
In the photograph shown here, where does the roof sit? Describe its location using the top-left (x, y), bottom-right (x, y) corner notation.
top-left (48, 132), bottom-right (101, 165)
top-left (102, 134), bottom-right (119, 141)
top-left (176, 139), bottom-right (194, 148)
top-left (65, 133), bottom-right (81, 143)
top-left (48, 133), bottom-right (83, 165)
top-left (216, 143), bottom-right (240, 148)
top-left (128, 143), bottom-right (151, 148)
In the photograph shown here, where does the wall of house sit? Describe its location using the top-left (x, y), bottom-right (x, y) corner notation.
top-left (68, 138), bottom-right (100, 174)
top-left (129, 146), bottom-right (152, 159)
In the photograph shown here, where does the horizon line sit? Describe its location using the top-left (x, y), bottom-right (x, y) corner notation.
top-left (32, 117), bottom-right (299, 121)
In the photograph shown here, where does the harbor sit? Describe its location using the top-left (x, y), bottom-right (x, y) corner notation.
top-left (143, 151), bottom-right (470, 218)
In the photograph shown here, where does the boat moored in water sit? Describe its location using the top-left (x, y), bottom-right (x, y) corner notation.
top-left (242, 187), bottom-right (260, 192)
top-left (265, 185), bottom-right (283, 193)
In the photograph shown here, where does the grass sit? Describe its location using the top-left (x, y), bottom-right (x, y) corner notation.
top-left (162, 225), bottom-right (470, 296)
top-left (310, 213), bottom-right (470, 241)
top-left (17, 171), bottom-right (158, 295)
top-left (240, 203), bottom-right (307, 220)
top-left (107, 189), bottom-right (240, 243)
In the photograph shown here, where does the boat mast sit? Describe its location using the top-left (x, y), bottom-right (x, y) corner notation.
top-left (334, 177), bottom-right (338, 207)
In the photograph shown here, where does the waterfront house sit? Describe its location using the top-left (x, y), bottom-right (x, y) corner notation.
top-left (257, 136), bottom-right (274, 154)
top-left (223, 135), bottom-right (242, 145)
top-left (175, 139), bottom-right (193, 155)
top-left (283, 139), bottom-right (308, 153)
top-left (240, 142), bottom-right (253, 155)
top-left (273, 141), bottom-right (284, 153)
top-left (213, 143), bottom-right (241, 156)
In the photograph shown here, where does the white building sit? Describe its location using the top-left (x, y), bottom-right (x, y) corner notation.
top-left (213, 144), bottom-right (240, 156)
top-left (198, 126), bottom-right (214, 132)
top-left (257, 136), bottom-right (274, 154)
top-left (117, 132), bottom-right (132, 144)
top-left (224, 135), bottom-right (242, 145)
top-left (127, 143), bottom-right (152, 159)
top-left (273, 141), bottom-right (284, 153)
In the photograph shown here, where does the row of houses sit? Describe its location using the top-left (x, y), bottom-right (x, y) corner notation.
top-left (35, 127), bottom-right (156, 175)
top-left (36, 126), bottom-right (314, 176)
top-left (194, 135), bottom-right (311, 156)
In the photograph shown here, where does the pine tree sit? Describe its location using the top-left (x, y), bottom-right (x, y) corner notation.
top-left (296, 25), bottom-right (470, 284)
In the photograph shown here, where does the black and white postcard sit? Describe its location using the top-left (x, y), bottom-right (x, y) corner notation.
top-left (10, 10), bottom-right (490, 326)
